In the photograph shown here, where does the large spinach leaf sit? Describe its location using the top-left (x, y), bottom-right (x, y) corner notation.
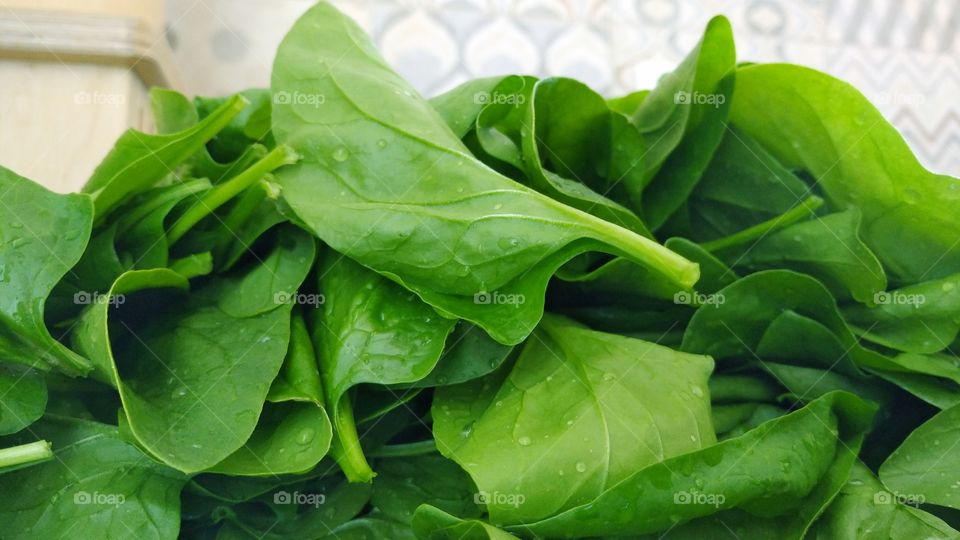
top-left (270, 2), bottom-right (698, 345)
top-left (433, 314), bottom-right (714, 523)
top-left (730, 63), bottom-right (960, 283)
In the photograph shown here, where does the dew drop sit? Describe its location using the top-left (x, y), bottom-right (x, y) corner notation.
top-left (602, 373), bottom-right (616, 382)
top-left (518, 436), bottom-right (532, 447)
top-left (331, 147), bottom-right (349, 162)
top-left (298, 428), bottom-right (316, 445)
top-left (493, 203), bottom-right (503, 210)
top-left (690, 385), bottom-right (704, 397)
top-left (376, 139), bottom-right (387, 149)
top-left (575, 462), bottom-right (587, 473)
top-left (943, 282), bottom-right (956, 293)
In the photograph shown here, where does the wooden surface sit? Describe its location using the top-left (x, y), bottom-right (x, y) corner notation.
top-left (0, 0), bottom-right (177, 193)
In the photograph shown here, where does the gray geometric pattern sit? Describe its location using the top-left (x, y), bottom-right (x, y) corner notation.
top-left (167, 0), bottom-right (960, 175)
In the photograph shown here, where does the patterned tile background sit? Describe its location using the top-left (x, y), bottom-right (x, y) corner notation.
top-left (166, 0), bottom-right (960, 175)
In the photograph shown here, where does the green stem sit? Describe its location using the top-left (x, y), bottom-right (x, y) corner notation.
top-left (115, 178), bottom-right (210, 232)
top-left (701, 195), bottom-right (824, 253)
top-left (330, 395), bottom-right (376, 483)
top-left (549, 196), bottom-right (702, 290)
top-left (166, 144), bottom-right (298, 246)
top-left (0, 441), bottom-right (53, 469)
top-left (369, 439), bottom-right (438, 458)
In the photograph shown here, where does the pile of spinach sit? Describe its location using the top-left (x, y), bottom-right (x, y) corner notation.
top-left (2, 2), bottom-right (960, 538)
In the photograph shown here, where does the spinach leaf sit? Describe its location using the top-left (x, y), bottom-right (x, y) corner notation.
top-left (429, 76), bottom-right (509, 139)
top-left (83, 94), bottom-right (246, 218)
top-left (0, 364), bottom-right (47, 434)
top-left (371, 454), bottom-right (480, 525)
top-left (720, 208), bottom-right (886, 303)
top-left (632, 16), bottom-right (735, 179)
top-left (843, 273), bottom-right (960, 354)
top-left (213, 476), bottom-right (373, 540)
top-left (314, 253), bottom-right (456, 481)
top-left (208, 312), bottom-right (332, 476)
top-left (880, 401), bottom-right (960, 511)
top-left (642, 74), bottom-right (734, 231)
top-left (0, 415), bottom-right (187, 539)
top-left (433, 314), bottom-right (714, 523)
top-left (518, 77), bottom-right (651, 235)
top-left (270, 2), bottom-right (698, 345)
top-left (72, 228), bottom-right (312, 472)
top-left (412, 505), bottom-right (518, 539)
top-left (513, 392), bottom-right (875, 537)
top-left (730, 63), bottom-right (960, 283)
top-left (686, 126), bottom-right (810, 241)
top-left (0, 165), bottom-right (93, 375)
top-left (811, 462), bottom-right (959, 539)
top-left (396, 322), bottom-right (514, 389)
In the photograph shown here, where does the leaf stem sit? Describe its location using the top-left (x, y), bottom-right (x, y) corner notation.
top-left (0, 441), bottom-right (53, 469)
top-left (701, 195), bottom-right (824, 253)
top-left (166, 144), bottom-right (298, 246)
top-left (329, 395), bottom-right (376, 483)
top-left (368, 439), bottom-right (438, 458)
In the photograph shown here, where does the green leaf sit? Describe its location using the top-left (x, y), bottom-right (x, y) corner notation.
top-left (811, 462), bottom-right (959, 539)
top-left (722, 208), bottom-right (886, 303)
top-left (429, 76), bottom-right (509, 138)
top-left (514, 392), bottom-right (875, 537)
top-left (372, 455), bottom-right (480, 524)
top-left (843, 273), bottom-right (960, 354)
top-left (396, 322), bottom-right (514, 389)
top-left (0, 416), bottom-right (187, 539)
top-left (270, 2), bottom-right (698, 345)
top-left (433, 314), bottom-right (714, 523)
top-left (207, 312), bottom-right (332, 476)
top-left (632, 16), bottom-right (735, 178)
top-left (518, 77), bottom-right (651, 235)
top-left (412, 505), bottom-right (519, 539)
top-left (83, 94), bottom-right (247, 218)
top-left (0, 364), bottom-right (47, 435)
top-left (314, 254), bottom-right (456, 481)
top-left (72, 229), bottom-right (312, 472)
top-left (686, 126), bottom-right (810, 241)
top-left (215, 477), bottom-right (373, 540)
top-left (881, 401), bottom-right (960, 511)
top-left (0, 165), bottom-right (93, 375)
top-left (730, 63), bottom-right (960, 282)
top-left (642, 74), bottom-right (734, 231)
